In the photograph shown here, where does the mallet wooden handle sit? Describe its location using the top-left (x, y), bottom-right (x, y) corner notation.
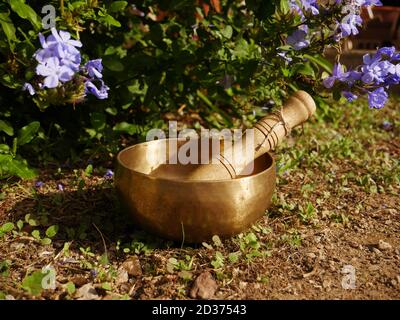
top-left (187, 90), bottom-right (316, 180)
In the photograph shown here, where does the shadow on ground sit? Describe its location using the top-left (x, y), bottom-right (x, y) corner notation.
top-left (9, 186), bottom-right (174, 255)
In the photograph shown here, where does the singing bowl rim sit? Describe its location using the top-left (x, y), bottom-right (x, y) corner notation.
top-left (116, 139), bottom-right (275, 183)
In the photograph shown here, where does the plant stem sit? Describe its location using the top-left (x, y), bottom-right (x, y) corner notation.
top-left (60, 0), bottom-right (65, 16)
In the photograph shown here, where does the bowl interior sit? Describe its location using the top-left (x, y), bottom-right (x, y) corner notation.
top-left (118, 138), bottom-right (274, 181)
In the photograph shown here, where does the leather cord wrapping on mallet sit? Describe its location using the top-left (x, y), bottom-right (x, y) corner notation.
top-left (217, 153), bottom-right (237, 179)
top-left (254, 111), bottom-right (291, 152)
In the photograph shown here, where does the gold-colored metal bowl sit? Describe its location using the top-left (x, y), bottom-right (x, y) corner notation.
top-left (115, 139), bottom-right (275, 243)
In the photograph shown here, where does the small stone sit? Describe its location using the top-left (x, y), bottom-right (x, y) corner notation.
top-left (306, 252), bottom-right (317, 259)
top-left (121, 256), bottom-right (142, 277)
top-left (322, 279), bottom-right (331, 288)
top-left (116, 269), bottom-right (129, 285)
top-left (190, 272), bottom-right (218, 300)
top-left (5, 295), bottom-right (15, 300)
top-left (378, 240), bottom-right (392, 251)
top-left (390, 279), bottom-right (397, 287)
top-left (372, 247), bottom-right (381, 255)
top-left (349, 241), bottom-right (358, 249)
top-left (71, 275), bottom-right (88, 287)
top-left (75, 283), bottom-right (99, 300)
top-left (369, 265), bottom-right (380, 272)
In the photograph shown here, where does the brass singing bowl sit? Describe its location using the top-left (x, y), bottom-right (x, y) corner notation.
top-left (115, 138), bottom-right (275, 243)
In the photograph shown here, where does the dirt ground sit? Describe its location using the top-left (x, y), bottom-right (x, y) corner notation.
top-left (0, 98), bottom-right (399, 300)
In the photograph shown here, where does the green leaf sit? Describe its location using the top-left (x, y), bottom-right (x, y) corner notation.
top-left (8, 0), bottom-right (41, 29)
top-left (31, 229), bottom-right (40, 240)
top-left (303, 54), bottom-right (333, 73)
top-left (90, 112), bottom-right (106, 131)
top-left (16, 220), bottom-right (24, 230)
top-left (0, 260), bottom-right (11, 276)
top-left (0, 222), bottom-right (14, 233)
top-left (103, 14), bottom-right (121, 27)
top-left (113, 122), bottom-right (139, 135)
top-left (103, 57), bottom-right (124, 72)
top-left (295, 62), bottom-right (315, 77)
top-left (228, 252), bottom-right (239, 263)
top-left (8, 159), bottom-right (36, 179)
top-left (196, 90), bottom-right (232, 126)
top-left (211, 251), bottom-right (224, 269)
top-left (0, 11), bottom-right (17, 43)
top-left (84, 164), bottom-right (93, 176)
top-left (105, 107), bottom-right (118, 116)
top-left (279, 0), bottom-right (290, 14)
top-left (221, 25), bottom-right (233, 39)
top-left (21, 271), bottom-right (45, 296)
top-left (41, 238), bottom-right (52, 245)
top-left (212, 235), bottom-right (222, 247)
top-left (17, 121), bottom-right (40, 146)
top-left (65, 282), bottom-right (75, 295)
top-left (102, 282), bottom-right (112, 291)
top-left (0, 144), bottom-right (10, 154)
top-left (99, 253), bottom-right (109, 266)
top-left (0, 120), bottom-right (14, 136)
top-left (0, 155), bottom-right (37, 179)
top-left (45, 225), bottom-right (58, 238)
top-left (109, 1), bottom-right (128, 13)
top-left (178, 270), bottom-right (192, 280)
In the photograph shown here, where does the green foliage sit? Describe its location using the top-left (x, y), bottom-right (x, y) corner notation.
top-left (211, 251), bottom-right (225, 269)
top-left (21, 270), bottom-right (45, 296)
top-left (0, 0), bottom-right (337, 178)
top-left (45, 225), bottom-right (59, 238)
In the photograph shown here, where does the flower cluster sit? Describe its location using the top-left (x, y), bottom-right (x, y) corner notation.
top-left (323, 47), bottom-right (400, 109)
top-left (23, 28), bottom-right (109, 102)
top-left (282, 0), bottom-right (397, 109)
top-left (286, 0), bottom-right (383, 50)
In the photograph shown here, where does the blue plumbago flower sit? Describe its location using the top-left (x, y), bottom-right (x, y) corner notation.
top-left (300, 0), bottom-right (319, 15)
top-left (35, 28), bottom-right (81, 72)
top-left (90, 269), bottom-right (98, 278)
top-left (342, 91), bottom-right (358, 102)
top-left (23, 83), bottom-right (35, 95)
top-left (368, 87), bottom-right (388, 109)
top-left (382, 120), bottom-right (393, 131)
top-left (289, 0), bottom-right (319, 18)
top-left (355, 0), bottom-right (382, 5)
top-left (50, 27), bottom-right (82, 49)
top-left (85, 59), bottom-right (103, 79)
top-left (338, 13), bottom-right (363, 38)
top-left (24, 27), bottom-right (108, 103)
top-left (346, 70), bottom-right (362, 85)
top-left (277, 51), bottom-right (293, 63)
top-left (361, 60), bottom-right (396, 84)
top-left (289, 0), bottom-right (304, 17)
top-left (325, 46), bottom-right (400, 109)
top-left (35, 181), bottom-right (44, 188)
top-left (36, 57), bottom-right (75, 88)
top-left (286, 30), bottom-right (310, 50)
top-left (57, 183), bottom-right (64, 191)
top-left (84, 79), bottom-right (109, 100)
top-left (377, 46), bottom-right (396, 59)
top-left (323, 63), bottom-right (349, 88)
top-left (104, 169), bottom-right (114, 179)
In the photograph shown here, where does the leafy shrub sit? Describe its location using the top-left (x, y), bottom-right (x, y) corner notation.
top-left (0, 0), bottom-right (392, 179)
